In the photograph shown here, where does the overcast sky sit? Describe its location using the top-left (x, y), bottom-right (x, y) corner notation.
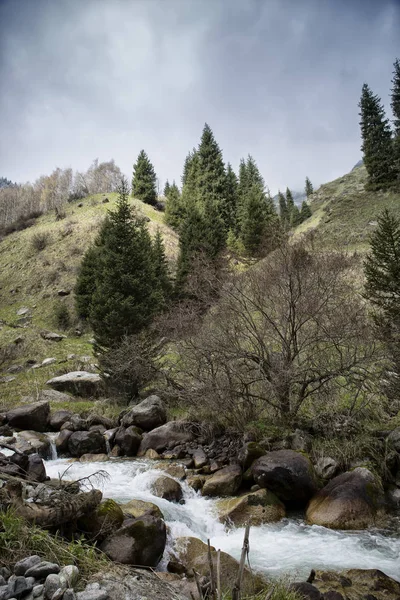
top-left (0, 0), bottom-right (399, 194)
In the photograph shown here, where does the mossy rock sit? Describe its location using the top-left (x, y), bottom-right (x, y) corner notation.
top-left (215, 488), bottom-right (285, 526)
top-left (121, 498), bottom-right (163, 520)
top-left (78, 498), bottom-right (123, 540)
top-left (313, 569), bottom-right (400, 599)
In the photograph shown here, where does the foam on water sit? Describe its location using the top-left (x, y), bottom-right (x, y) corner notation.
top-left (45, 457), bottom-right (400, 581)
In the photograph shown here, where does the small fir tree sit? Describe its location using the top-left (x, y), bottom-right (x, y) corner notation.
top-left (224, 163), bottom-right (238, 232)
top-left (164, 181), bottom-right (184, 230)
top-left (132, 150), bottom-right (157, 205)
top-left (286, 187), bottom-right (295, 224)
top-left (291, 205), bottom-right (302, 227)
top-left (152, 229), bottom-right (172, 304)
top-left (359, 83), bottom-right (395, 189)
top-left (163, 180), bottom-right (171, 198)
top-left (305, 177), bottom-right (314, 198)
top-left (240, 184), bottom-right (268, 255)
top-left (278, 191), bottom-right (289, 225)
top-left (300, 200), bottom-right (312, 221)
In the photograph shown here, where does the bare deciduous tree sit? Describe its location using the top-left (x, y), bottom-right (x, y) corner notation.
top-left (165, 242), bottom-right (380, 428)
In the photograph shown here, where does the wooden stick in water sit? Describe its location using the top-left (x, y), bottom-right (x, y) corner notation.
top-left (232, 522), bottom-right (250, 600)
top-left (217, 549), bottom-right (221, 600)
top-left (207, 539), bottom-right (217, 600)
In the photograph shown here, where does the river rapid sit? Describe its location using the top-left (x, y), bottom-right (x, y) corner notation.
top-left (44, 455), bottom-right (400, 582)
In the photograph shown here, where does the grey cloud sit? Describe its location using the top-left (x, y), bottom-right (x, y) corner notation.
top-left (0, 0), bottom-right (399, 194)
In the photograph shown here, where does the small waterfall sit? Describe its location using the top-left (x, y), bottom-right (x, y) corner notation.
top-left (105, 439), bottom-right (111, 455)
top-left (44, 457), bottom-right (400, 582)
top-left (46, 432), bottom-right (58, 460)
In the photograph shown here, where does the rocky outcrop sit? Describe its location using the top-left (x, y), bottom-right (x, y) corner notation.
top-left (100, 515), bottom-right (166, 567)
top-left (306, 467), bottom-right (384, 529)
top-left (46, 371), bottom-right (103, 397)
top-left (202, 465), bottom-right (242, 497)
top-left (67, 430), bottom-right (107, 458)
top-left (6, 401), bottom-right (50, 432)
top-left (114, 426), bottom-right (142, 456)
top-left (216, 488), bottom-right (285, 526)
top-left (151, 475), bottom-right (183, 503)
top-left (121, 396), bottom-right (167, 431)
top-left (252, 449), bottom-right (317, 507)
top-left (138, 421), bottom-right (195, 454)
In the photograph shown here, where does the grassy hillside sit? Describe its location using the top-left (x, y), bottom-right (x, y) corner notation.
top-left (0, 193), bottom-right (178, 410)
top-left (294, 165), bottom-right (400, 251)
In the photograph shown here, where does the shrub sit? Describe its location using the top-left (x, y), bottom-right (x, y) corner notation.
top-left (54, 301), bottom-right (71, 330)
top-left (31, 231), bottom-right (50, 251)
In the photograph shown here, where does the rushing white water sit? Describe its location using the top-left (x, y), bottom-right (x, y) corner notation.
top-left (44, 456), bottom-right (400, 581)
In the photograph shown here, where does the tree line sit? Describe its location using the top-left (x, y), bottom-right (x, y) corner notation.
top-left (359, 58), bottom-right (400, 190)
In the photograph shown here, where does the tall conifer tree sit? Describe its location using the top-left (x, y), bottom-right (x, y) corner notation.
top-left (391, 58), bottom-right (400, 181)
top-left (163, 180), bottom-right (171, 198)
top-left (300, 200), bottom-right (312, 221)
top-left (164, 181), bottom-right (184, 230)
top-left (132, 150), bottom-right (157, 206)
top-left (359, 83), bottom-right (395, 189)
top-left (152, 228), bottom-right (172, 305)
top-left (278, 191), bottom-right (289, 226)
top-left (305, 177), bottom-right (314, 198)
top-left (224, 163), bottom-right (238, 232)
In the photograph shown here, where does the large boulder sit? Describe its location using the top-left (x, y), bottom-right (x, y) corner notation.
top-left (252, 450), bottom-right (317, 507)
top-left (46, 371), bottom-right (103, 397)
top-left (151, 475), bottom-right (183, 503)
top-left (68, 430), bottom-right (107, 458)
top-left (6, 401), bottom-right (50, 432)
top-left (216, 488), bottom-right (285, 526)
top-left (27, 454), bottom-right (47, 482)
top-left (15, 430), bottom-right (51, 458)
top-left (312, 568), bottom-right (400, 599)
top-left (172, 537), bottom-right (266, 596)
top-left (78, 499), bottom-right (124, 541)
top-left (49, 410), bottom-right (73, 431)
top-left (100, 514), bottom-right (166, 567)
top-left (121, 396), bottom-right (167, 431)
top-left (306, 467), bottom-right (384, 530)
top-left (202, 465), bottom-right (242, 497)
top-left (238, 442), bottom-right (265, 471)
top-left (55, 429), bottom-right (73, 454)
top-left (114, 426), bottom-right (142, 456)
top-left (138, 421), bottom-right (195, 455)
top-left (121, 499), bottom-right (163, 520)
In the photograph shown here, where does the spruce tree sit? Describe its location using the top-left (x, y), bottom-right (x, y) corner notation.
top-left (305, 177), bottom-right (314, 198)
top-left (164, 181), bottom-right (184, 230)
top-left (286, 187), bottom-right (295, 224)
top-left (391, 58), bottom-right (400, 181)
top-left (175, 206), bottom-right (207, 291)
top-left (224, 163), bottom-right (238, 232)
top-left (132, 150), bottom-right (157, 205)
top-left (240, 184), bottom-right (268, 255)
top-left (291, 205), bottom-right (302, 227)
top-left (359, 83), bottom-right (395, 189)
top-left (278, 191), bottom-right (289, 226)
top-left (163, 180), bottom-right (171, 198)
top-left (300, 200), bottom-right (312, 221)
top-left (152, 228), bottom-right (172, 304)
top-left (75, 177), bottom-right (160, 347)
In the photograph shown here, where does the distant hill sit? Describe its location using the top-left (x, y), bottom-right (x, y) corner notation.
top-left (293, 164), bottom-right (400, 250)
top-left (273, 189), bottom-right (306, 207)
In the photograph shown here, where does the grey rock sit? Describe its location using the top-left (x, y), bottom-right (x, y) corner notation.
top-left (76, 589), bottom-right (108, 600)
top-left (27, 454), bottom-right (47, 482)
top-left (121, 396), bottom-right (167, 431)
top-left (55, 429), bottom-right (73, 454)
top-left (33, 585), bottom-right (44, 597)
top-left (41, 358), bottom-right (57, 367)
top-left (0, 588), bottom-right (9, 600)
top-left (138, 421), bottom-right (195, 454)
top-left (44, 575), bottom-right (61, 599)
top-left (202, 465), bottom-right (242, 497)
top-left (68, 430), bottom-right (106, 458)
top-left (14, 555), bottom-right (41, 576)
top-left (193, 448), bottom-right (208, 469)
top-left (0, 569), bottom-right (10, 580)
top-left (25, 562), bottom-right (60, 580)
top-left (388, 427), bottom-right (400, 452)
top-left (46, 372), bottom-right (102, 397)
top-left (0, 579), bottom-right (4, 588)
top-left (6, 401), bottom-right (50, 432)
top-left (96, 569), bottom-right (189, 600)
top-left (8, 575), bottom-right (33, 598)
top-left (62, 590), bottom-right (76, 600)
top-left (40, 332), bottom-right (66, 342)
top-left (15, 431), bottom-right (51, 458)
top-left (315, 456), bottom-right (339, 480)
top-left (49, 410), bottom-right (73, 431)
top-left (151, 475), bottom-right (183, 503)
top-left (114, 426), bottom-right (142, 457)
top-left (51, 589), bottom-right (64, 600)
top-left (17, 307), bottom-right (31, 316)
top-left (59, 566), bottom-right (79, 589)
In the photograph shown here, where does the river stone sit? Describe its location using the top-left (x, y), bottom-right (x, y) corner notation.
top-left (187, 474), bottom-right (207, 492)
top-left (44, 574), bottom-right (61, 599)
top-left (312, 568), bottom-right (400, 598)
top-left (76, 589), bottom-right (108, 600)
top-left (100, 514), bottom-right (166, 567)
top-left (49, 410), bottom-right (73, 431)
top-left (62, 590), bottom-right (76, 600)
top-left (192, 448), bottom-right (208, 469)
top-left (28, 454), bottom-right (46, 482)
top-left (68, 430), bottom-right (106, 457)
top-left (16, 430), bottom-right (51, 458)
top-left (315, 457), bottom-right (339, 480)
top-left (114, 426), bottom-right (142, 457)
top-left (7, 575), bottom-right (33, 598)
top-left (55, 429), bottom-right (73, 454)
top-left (59, 566), bottom-right (79, 590)
top-left (306, 467), bottom-right (384, 530)
top-left (138, 421), bottom-right (195, 454)
top-left (173, 537), bottom-right (266, 596)
top-left (6, 401), bottom-right (50, 432)
top-left (80, 453), bottom-right (109, 462)
top-left (25, 562), bottom-right (60, 579)
top-left (121, 499), bottom-right (164, 520)
top-left (216, 488), bottom-right (285, 526)
top-left (238, 442), bottom-right (265, 471)
top-left (290, 582), bottom-right (322, 599)
top-left (14, 555), bottom-right (41, 576)
top-left (94, 568), bottom-right (189, 600)
top-left (121, 395), bottom-right (167, 431)
top-left (252, 449), bottom-right (317, 507)
top-left (61, 414), bottom-right (87, 432)
top-left (46, 371), bottom-right (103, 397)
top-left (153, 462), bottom-right (186, 480)
top-left (33, 584), bottom-right (44, 597)
top-left (151, 475), bottom-right (183, 503)
top-left (202, 465), bottom-right (242, 497)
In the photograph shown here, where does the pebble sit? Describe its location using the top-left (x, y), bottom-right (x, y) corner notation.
top-left (44, 574), bottom-right (61, 599)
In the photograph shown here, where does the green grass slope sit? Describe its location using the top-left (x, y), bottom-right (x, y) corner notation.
top-left (0, 193), bottom-right (178, 409)
top-left (294, 165), bottom-right (400, 251)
